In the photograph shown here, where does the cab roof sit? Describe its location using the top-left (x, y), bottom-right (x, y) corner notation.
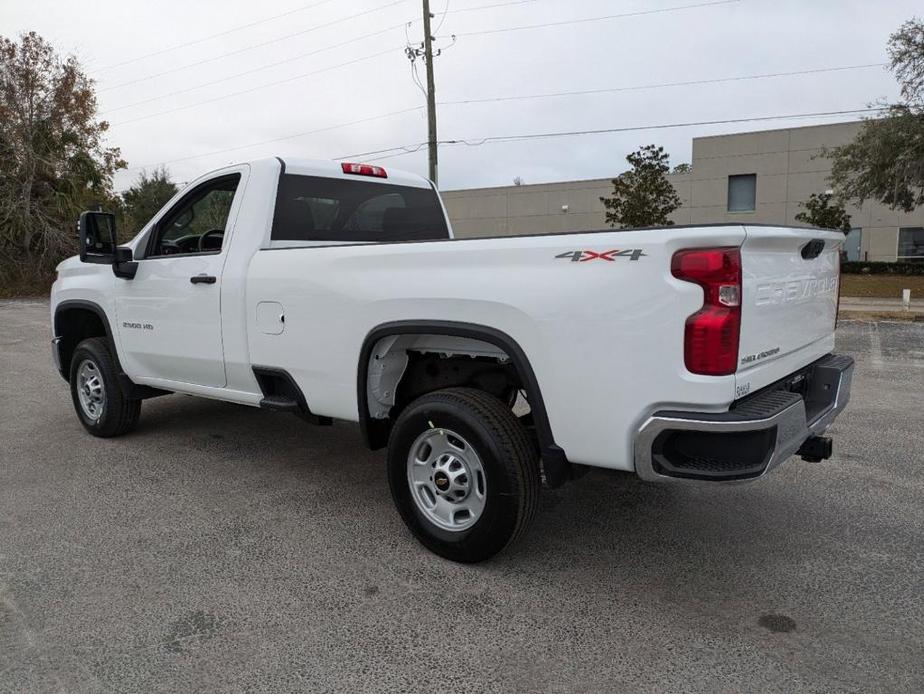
top-left (260, 157), bottom-right (433, 189)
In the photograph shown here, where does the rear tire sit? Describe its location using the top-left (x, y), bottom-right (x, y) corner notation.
top-left (69, 337), bottom-right (141, 438)
top-left (387, 387), bottom-right (540, 563)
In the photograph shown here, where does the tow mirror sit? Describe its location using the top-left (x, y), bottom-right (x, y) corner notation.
top-left (78, 211), bottom-right (117, 264)
top-left (77, 211), bottom-right (137, 279)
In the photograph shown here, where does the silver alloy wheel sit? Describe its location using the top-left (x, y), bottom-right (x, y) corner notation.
top-left (76, 359), bottom-right (105, 422)
top-left (407, 427), bottom-right (487, 532)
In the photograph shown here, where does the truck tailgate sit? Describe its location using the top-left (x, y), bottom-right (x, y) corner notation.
top-left (737, 226), bottom-right (843, 394)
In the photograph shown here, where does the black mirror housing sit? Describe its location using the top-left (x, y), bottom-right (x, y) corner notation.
top-left (78, 211), bottom-right (117, 264)
top-left (114, 247), bottom-right (133, 263)
top-left (77, 211), bottom-right (137, 279)
top-left (113, 246), bottom-right (138, 280)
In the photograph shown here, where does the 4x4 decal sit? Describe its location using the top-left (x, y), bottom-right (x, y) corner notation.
top-left (555, 249), bottom-right (646, 262)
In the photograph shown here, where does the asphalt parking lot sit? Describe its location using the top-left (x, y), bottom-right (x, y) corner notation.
top-left (1, 300), bottom-right (922, 693)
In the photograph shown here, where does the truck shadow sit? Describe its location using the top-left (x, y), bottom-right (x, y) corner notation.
top-left (132, 394), bottom-right (848, 613)
top-left (131, 397), bottom-right (881, 648)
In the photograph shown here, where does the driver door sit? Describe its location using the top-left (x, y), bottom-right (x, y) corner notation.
top-left (115, 171), bottom-right (244, 388)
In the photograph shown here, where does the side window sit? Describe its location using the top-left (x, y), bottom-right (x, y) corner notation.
top-left (148, 174), bottom-right (241, 257)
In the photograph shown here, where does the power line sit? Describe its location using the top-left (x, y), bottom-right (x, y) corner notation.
top-left (116, 105), bottom-right (878, 182)
top-left (96, 0), bottom-right (340, 72)
top-left (342, 107), bottom-right (881, 161)
top-left (101, 0), bottom-right (536, 78)
top-left (116, 62), bottom-right (886, 170)
top-left (101, 0), bottom-right (539, 109)
top-left (337, 142), bottom-right (430, 160)
top-left (98, 0), bottom-right (405, 93)
top-left (123, 106), bottom-right (424, 173)
top-left (453, 108), bottom-right (880, 145)
top-left (109, 47), bottom-right (402, 127)
top-left (433, 0), bottom-right (451, 35)
top-left (99, 0), bottom-right (535, 95)
top-left (99, 0), bottom-right (550, 125)
top-left (447, 0), bottom-right (538, 13)
top-left (101, 24), bottom-right (409, 115)
top-left (440, 63), bottom-right (889, 106)
top-left (439, 0), bottom-right (741, 37)
top-left (97, 0), bottom-right (744, 132)
top-left (366, 145), bottom-right (431, 161)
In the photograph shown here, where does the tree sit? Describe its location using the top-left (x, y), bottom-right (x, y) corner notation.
top-left (890, 17), bottom-right (924, 104)
top-left (600, 145), bottom-right (682, 228)
top-left (0, 32), bottom-right (124, 282)
top-left (672, 163), bottom-right (692, 174)
top-left (827, 19), bottom-right (924, 212)
top-left (794, 192), bottom-right (852, 233)
top-left (121, 167), bottom-right (178, 237)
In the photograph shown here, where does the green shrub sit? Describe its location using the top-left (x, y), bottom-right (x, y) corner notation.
top-left (842, 261), bottom-right (924, 275)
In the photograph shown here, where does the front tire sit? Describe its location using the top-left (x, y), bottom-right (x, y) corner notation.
top-left (387, 388), bottom-right (540, 563)
top-left (69, 337), bottom-right (141, 437)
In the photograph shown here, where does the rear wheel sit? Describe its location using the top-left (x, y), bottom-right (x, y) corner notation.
top-left (387, 387), bottom-right (540, 562)
top-left (69, 337), bottom-right (141, 437)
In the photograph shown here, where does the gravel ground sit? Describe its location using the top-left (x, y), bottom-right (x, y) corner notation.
top-left (1, 300), bottom-right (922, 693)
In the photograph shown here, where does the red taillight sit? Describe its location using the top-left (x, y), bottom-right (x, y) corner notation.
top-left (671, 247), bottom-right (742, 376)
top-left (341, 162), bottom-right (387, 178)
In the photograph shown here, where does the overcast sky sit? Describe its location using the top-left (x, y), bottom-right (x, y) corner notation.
top-left (2, 0), bottom-right (917, 192)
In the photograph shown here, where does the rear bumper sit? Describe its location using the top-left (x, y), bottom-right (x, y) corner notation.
top-left (634, 353), bottom-right (854, 482)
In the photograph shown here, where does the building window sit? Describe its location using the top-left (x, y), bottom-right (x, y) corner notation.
top-left (898, 227), bottom-right (924, 263)
top-left (727, 174), bottom-right (757, 212)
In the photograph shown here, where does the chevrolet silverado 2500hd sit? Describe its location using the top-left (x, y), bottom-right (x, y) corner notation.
top-left (51, 157), bottom-right (853, 562)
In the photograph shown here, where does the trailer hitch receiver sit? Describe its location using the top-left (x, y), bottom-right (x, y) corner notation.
top-left (798, 435), bottom-right (833, 463)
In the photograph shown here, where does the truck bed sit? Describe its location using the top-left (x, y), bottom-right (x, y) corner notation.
top-left (245, 223), bottom-right (844, 471)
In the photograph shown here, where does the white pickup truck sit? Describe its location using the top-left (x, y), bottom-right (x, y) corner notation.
top-left (51, 157), bottom-right (853, 562)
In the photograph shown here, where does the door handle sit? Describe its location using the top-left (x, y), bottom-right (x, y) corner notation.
top-left (190, 274), bottom-right (216, 285)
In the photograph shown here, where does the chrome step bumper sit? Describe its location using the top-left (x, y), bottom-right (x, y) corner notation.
top-left (634, 353), bottom-right (854, 483)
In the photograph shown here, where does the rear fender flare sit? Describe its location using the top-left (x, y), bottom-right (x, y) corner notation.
top-left (356, 320), bottom-right (570, 485)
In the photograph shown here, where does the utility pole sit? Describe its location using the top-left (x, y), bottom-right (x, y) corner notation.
top-left (421, 0), bottom-right (438, 186)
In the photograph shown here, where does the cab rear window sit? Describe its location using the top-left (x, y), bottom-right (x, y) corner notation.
top-left (270, 174), bottom-right (449, 243)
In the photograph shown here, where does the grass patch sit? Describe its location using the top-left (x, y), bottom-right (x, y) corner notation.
top-left (840, 274), bottom-right (924, 299)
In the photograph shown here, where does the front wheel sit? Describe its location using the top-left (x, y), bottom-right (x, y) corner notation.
top-left (387, 388), bottom-right (540, 563)
top-left (69, 337), bottom-right (141, 438)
